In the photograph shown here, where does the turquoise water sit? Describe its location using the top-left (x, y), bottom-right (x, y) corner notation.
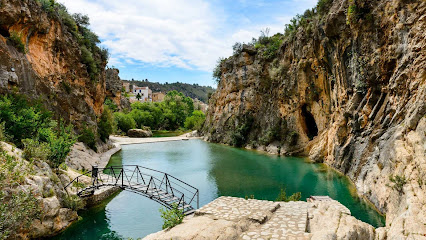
top-left (53, 140), bottom-right (384, 239)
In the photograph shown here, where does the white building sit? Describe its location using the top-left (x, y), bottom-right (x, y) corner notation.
top-left (133, 86), bottom-right (152, 102)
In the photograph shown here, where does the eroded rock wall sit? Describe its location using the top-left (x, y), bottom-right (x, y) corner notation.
top-left (204, 0), bottom-right (425, 238)
top-left (0, 0), bottom-right (107, 128)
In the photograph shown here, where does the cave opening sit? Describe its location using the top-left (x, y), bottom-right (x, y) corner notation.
top-left (301, 104), bottom-right (318, 140)
top-left (0, 27), bottom-right (10, 38)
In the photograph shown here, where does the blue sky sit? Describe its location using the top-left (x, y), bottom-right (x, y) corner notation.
top-left (59, 0), bottom-right (317, 86)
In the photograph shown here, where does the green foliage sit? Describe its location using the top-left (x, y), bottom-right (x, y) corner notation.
top-left (388, 175), bottom-right (407, 193)
top-left (59, 162), bottom-right (68, 171)
top-left (346, 0), bottom-right (359, 25)
top-left (213, 57), bottom-right (225, 84)
top-left (125, 80), bottom-right (214, 103)
top-left (104, 98), bottom-right (118, 112)
top-left (114, 112), bottom-right (136, 133)
top-left (8, 31), bottom-right (26, 53)
top-left (0, 150), bottom-right (41, 239)
top-left (184, 110), bottom-right (206, 130)
top-left (35, 0), bottom-right (108, 81)
top-left (22, 138), bottom-right (50, 162)
top-left (62, 194), bottom-right (85, 211)
top-left (231, 115), bottom-right (253, 147)
top-left (262, 34), bottom-right (283, 60)
top-left (316, 0), bottom-right (333, 16)
top-left (159, 203), bottom-right (184, 229)
top-left (275, 188), bottom-right (302, 202)
top-left (0, 122), bottom-right (5, 141)
top-left (78, 126), bottom-right (97, 152)
top-left (45, 122), bottom-right (76, 169)
top-left (0, 190), bottom-right (41, 239)
top-left (136, 93), bottom-right (142, 100)
top-left (162, 91), bottom-right (194, 130)
top-left (98, 106), bottom-right (116, 142)
top-left (0, 94), bottom-right (52, 148)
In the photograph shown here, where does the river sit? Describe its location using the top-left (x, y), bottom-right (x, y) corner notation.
top-left (53, 139), bottom-right (385, 239)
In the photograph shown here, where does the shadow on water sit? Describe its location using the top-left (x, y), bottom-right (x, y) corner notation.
top-left (53, 139), bottom-right (385, 240)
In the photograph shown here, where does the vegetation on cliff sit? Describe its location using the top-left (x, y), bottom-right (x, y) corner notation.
top-left (0, 94), bottom-right (76, 168)
top-left (35, 0), bottom-right (108, 81)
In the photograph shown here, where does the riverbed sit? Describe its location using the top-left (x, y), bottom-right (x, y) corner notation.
top-left (53, 139), bottom-right (385, 239)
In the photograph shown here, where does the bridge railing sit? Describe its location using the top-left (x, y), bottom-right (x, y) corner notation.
top-left (65, 165), bottom-right (199, 212)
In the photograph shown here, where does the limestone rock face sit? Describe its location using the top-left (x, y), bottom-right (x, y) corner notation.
top-left (203, 0), bottom-right (426, 238)
top-left (106, 68), bottom-right (130, 110)
top-left (0, 0), bottom-right (107, 129)
top-left (128, 128), bottom-right (153, 138)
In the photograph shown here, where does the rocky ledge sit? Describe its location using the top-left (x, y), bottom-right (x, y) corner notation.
top-left (144, 196), bottom-right (378, 240)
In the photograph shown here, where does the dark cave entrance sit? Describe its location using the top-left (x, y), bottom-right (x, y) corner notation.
top-left (301, 104), bottom-right (318, 140)
top-left (0, 27), bottom-right (10, 38)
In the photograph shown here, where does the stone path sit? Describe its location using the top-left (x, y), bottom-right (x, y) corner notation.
top-left (240, 201), bottom-right (311, 240)
top-left (195, 196), bottom-right (313, 240)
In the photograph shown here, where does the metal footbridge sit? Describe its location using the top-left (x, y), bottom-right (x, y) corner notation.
top-left (64, 165), bottom-right (199, 214)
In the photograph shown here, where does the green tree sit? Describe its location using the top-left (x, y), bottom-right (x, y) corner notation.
top-left (159, 203), bottom-right (184, 229)
top-left (184, 110), bottom-right (206, 130)
top-left (136, 93), bottom-right (142, 101)
top-left (114, 112), bottom-right (136, 133)
top-left (98, 106), bottom-right (116, 142)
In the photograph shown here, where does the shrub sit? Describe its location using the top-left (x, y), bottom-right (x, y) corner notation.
top-left (9, 31), bottom-right (26, 53)
top-left (114, 112), bottom-right (136, 134)
top-left (275, 188), bottom-right (302, 202)
top-left (62, 194), bottom-right (85, 211)
top-left (0, 190), bottom-right (41, 239)
top-left (346, 0), bottom-right (358, 25)
top-left (388, 175), bottom-right (407, 193)
top-left (316, 0), bottom-right (333, 16)
top-left (0, 122), bottom-right (5, 141)
top-left (159, 203), bottom-right (184, 229)
top-left (98, 106), bottom-right (116, 142)
top-left (22, 138), bottom-right (50, 162)
top-left (232, 42), bottom-right (243, 55)
top-left (184, 110), bottom-right (205, 130)
top-left (46, 123), bottom-right (76, 168)
top-left (263, 35), bottom-right (283, 60)
top-left (212, 57), bottom-right (225, 84)
top-left (104, 98), bottom-right (118, 112)
top-left (78, 126), bottom-right (97, 152)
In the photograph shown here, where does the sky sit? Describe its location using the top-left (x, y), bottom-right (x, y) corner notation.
top-left (58, 0), bottom-right (318, 87)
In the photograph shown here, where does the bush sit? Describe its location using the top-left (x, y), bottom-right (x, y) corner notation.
top-left (316, 0), bottom-right (333, 16)
top-left (9, 31), bottom-right (26, 53)
top-left (78, 126), bottom-right (97, 152)
top-left (159, 203), bottom-right (184, 229)
top-left (0, 190), bottom-right (41, 239)
top-left (104, 98), bottom-right (118, 112)
top-left (184, 110), bottom-right (205, 130)
top-left (0, 122), bottom-right (5, 141)
top-left (212, 58), bottom-right (224, 84)
top-left (389, 175), bottom-right (407, 193)
top-left (98, 106), bottom-right (116, 142)
top-left (46, 123), bottom-right (76, 168)
top-left (62, 194), bottom-right (85, 211)
top-left (275, 188), bottom-right (302, 202)
top-left (114, 112), bottom-right (136, 133)
top-left (22, 138), bottom-right (50, 162)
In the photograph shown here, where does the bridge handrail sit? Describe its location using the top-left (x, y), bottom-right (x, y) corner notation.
top-left (107, 165), bottom-right (198, 192)
top-left (63, 170), bottom-right (93, 191)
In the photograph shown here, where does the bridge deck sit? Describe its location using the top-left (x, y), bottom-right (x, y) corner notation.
top-left (65, 165), bottom-right (199, 214)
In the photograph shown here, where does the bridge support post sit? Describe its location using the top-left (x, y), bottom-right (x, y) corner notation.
top-left (92, 165), bottom-right (99, 189)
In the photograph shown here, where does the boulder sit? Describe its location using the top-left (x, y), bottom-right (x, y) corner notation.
top-left (127, 128), bottom-right (153, 138)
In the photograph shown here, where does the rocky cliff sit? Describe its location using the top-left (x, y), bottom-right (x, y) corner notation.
top-left (106, 68), bottom-right (130, 110)
top-left (204, 0), bottom-right (425, 238)
top-left (0, 0), bottom-right (107, 128)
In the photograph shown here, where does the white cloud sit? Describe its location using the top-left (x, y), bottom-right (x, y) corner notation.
top-left (59, 0), bottom-right (316, 73)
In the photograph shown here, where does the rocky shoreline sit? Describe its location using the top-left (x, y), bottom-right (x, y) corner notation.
top-left (144, 196), bottom-right (378, 240)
